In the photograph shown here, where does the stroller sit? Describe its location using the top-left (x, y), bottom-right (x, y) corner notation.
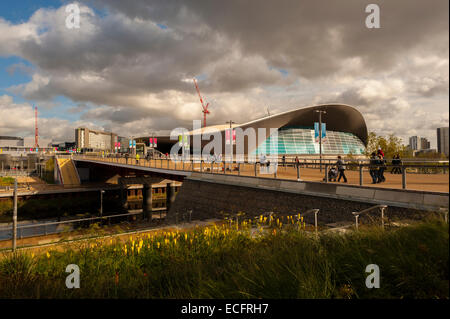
top-left (323, 166), bottom-right (338, 182)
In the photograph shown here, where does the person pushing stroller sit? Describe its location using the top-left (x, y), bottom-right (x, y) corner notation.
top-left (323, 166), bottom-right (338, 182)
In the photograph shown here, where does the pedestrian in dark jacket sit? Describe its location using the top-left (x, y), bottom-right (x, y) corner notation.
top-left (377, 155), bottom-right (386, 183)
top-left (336, 156), bottom-right (347, 183)
top-left (369, 152), bottom-right (379, 184)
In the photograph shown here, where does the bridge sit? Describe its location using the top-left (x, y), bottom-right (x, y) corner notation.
top-left (69, 155), bottom-right (448, 223)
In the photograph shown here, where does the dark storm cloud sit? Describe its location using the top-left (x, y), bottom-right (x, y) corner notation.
top-left (86, 0), bottom-right (449, 78)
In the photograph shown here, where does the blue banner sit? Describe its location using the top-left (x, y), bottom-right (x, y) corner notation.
top-left (314, 122), bottom-right (319, 142)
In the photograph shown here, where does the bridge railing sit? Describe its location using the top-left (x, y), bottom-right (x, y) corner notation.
top-left (73, 154), bottom-right (449, 192)
top-left (352, 205), bottom-right (387, 230)
top-left (0, 211), bottom-right (145, 247)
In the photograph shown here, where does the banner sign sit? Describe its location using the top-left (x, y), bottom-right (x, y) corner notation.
top-left (225, 129), bottom-right (231, 145)
top-left (154, 138), bottom-right (157, 147)
top-left (314, 122), bottom-right (319, 143)
top-left (314, 122), bottom-right (327, 143)
top-left (232, 129), bottom-right (236, 145)
top-left (321, 123), bottom-right (327, 143)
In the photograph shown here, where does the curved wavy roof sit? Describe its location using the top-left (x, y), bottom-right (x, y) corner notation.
top-left (189, 103), bottom-right (368, 146)
top-left (238, 103), bottom-right (368, 146)
top-left (140, 103), bottom-right (368, 153)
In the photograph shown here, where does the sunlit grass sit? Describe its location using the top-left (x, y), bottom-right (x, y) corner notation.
top-left (0, 214), bottom-right (448, 299)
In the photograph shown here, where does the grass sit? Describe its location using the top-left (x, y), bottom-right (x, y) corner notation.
top-left (0, 177), bottom-right (15, 186)
top-left (0, 215), bottom-right (448, 299)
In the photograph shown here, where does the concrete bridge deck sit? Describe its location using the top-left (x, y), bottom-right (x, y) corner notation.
top-left (74, 157), bottom-right (448, 212)
top-left (73, 156), bottom-right (449, 192)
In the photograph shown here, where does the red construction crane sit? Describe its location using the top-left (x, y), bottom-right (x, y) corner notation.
top-left (193, 78), bottom-right (210, 128)
top-left (34, 106), bottom-right (39, 148)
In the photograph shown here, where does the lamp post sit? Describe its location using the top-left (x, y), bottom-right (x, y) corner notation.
top-left (315, 110), bottom-right (326, 172)
top-left (226, 120), bottom-right (235, 171)
top-left (12, 178), bottom-right (17, 251)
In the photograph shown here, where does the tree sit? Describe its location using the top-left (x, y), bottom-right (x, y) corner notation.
top-left (365, 132), bottom-right (411, 159)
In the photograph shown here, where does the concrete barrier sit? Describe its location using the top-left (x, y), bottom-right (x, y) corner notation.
top-left (186, 173), bottom-right (448, 211)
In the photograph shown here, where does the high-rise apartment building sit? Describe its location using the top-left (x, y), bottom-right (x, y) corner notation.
top-left (437, 127), bottom-right (449, 157)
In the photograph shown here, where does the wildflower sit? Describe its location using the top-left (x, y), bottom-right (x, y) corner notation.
top-left (174, 238), bottom-right (177, 245)
top-left (46, 252), bottom-right (50, 259)
top-left (157, 242), bottom-right (160, 248)
top-left (31, 253), bottom-right (35, 258)
top-left (184, 233), bottom-right (188, 241)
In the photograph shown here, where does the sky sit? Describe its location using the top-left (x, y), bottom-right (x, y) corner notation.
top-left (0, 0), bottom-right (448, 147)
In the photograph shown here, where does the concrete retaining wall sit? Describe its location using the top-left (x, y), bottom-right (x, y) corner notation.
top-left (167, 173), bottom-right (447, 224)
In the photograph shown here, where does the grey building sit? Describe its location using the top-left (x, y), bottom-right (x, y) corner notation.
top-left (437, 127), bottom-right (449, 157)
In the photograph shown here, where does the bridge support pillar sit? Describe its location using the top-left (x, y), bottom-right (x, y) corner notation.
top-left (143, 183), bottom-right (153, 221)
top-left (166, 182), bottom-right (176, 213)
top-left (120, 183), bottom-right (128, 211)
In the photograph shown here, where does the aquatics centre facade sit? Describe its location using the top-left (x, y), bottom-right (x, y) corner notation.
top-left (137, 104), bottom-right (368, 158)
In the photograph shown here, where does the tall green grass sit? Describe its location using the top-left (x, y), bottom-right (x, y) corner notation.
top-left (0, 217), bottom-right (448, 299)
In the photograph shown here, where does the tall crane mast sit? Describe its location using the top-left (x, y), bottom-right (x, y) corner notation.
top-left (34, 106), bottom-right (39, 148)
top-left (193, 78), bottom-right (210, 128)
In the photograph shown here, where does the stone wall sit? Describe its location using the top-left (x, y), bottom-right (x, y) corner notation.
top-left (167, 178), bottom-right (431, 225)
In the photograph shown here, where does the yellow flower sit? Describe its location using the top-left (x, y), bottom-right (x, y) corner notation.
top-left (184, 233), bottom-right (188, 241)
top-left (157, 242), bottom-right (160, 248)
top-left (174, 238), bottom-right (177, 245)
top-left (46, 252), bottom-right (50, 258)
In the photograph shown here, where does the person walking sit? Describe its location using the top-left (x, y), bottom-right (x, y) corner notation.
top-left (369, 152), bottom-right (379, 184)
top-left (282, 155), bottom-right (286, 168)
top-left (259, 153), bottom-right (267, 173)
top-left (391, 154), bottom-right (402, 174)
top-left (295, 156), bottom-right (299, 169)
top-left (136, 153), bottom-right (140, 165)
top-left (335, 156), bottom-right (347, 183)
top-left (377, 154), bottom-right (386, 183)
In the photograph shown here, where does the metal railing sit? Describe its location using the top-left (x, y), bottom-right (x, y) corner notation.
top-left (0, 211), bottom-right (145, 244)
top-left (352, 205), bottom-right (387, 230)
top-left (73, 154), bottom-right (449, 192)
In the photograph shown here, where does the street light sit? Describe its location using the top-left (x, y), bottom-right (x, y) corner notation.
top-left (226, 120), bottom-right (235, 171)
top-left (315, 110), bottom-right (326, 172)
